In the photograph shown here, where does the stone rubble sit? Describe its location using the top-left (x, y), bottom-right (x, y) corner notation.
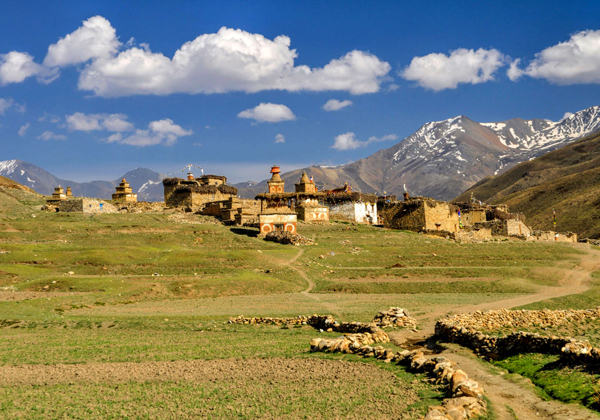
top-left (373, 307), bottom-right (418, 328)
top-left (264, 231), bottom-right (315, 245)
top-left (310, 337), bottom-right (486, 419)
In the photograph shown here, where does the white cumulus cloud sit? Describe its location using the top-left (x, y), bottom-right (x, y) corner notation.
top-left (401, 48), bottom-right (506, 91)
top-left (76, 25), bottom-right (390, 97)
top-left (323, 99), bottom-right (353, 111)
top-left (18, 123), bottom-right (30, 137)
top-left (238, 103), bottom-right (296, 123)
top-left (104, 118), bottom-right (192, 146)
top-left (66, 112), bottom-right (134, 132)
top-left (515, 30), bottom-right (600, 85)
top-left (332, 132), bottom-right (398, 150)
top-left (0, 18), bottom-right (391, 96)
top-left (44, 16), bottom-right (120, 67)
top-left (275, 133), bottom-right (285, 143)
top-left (38, 131), bottom-right (67, 141)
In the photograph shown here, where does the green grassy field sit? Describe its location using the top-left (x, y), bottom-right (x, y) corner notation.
top-left (0, 187), bottom-right (593, 418)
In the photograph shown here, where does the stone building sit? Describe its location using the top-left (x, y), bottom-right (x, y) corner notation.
top-left (382, 196), bottom-right (460, 232)
top-left (66, 187), bottom-right (73, 197)
top-left (163, 173), bottom-right (237, 212)
top-left (255, 166), bottom-right (297, 235)
top-left (112, 178), bottom-right (138, 202)
top-left (324, 183), bottom-right (377, 224)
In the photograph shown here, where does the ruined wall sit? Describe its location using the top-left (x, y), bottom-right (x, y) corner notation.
top-left (259, 213), bottom-right (297, 235)
top-left (455, 225), bottom-right (493, 242)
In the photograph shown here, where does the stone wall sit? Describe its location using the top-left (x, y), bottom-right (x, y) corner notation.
top-left (435, 308), bottom-right (600, 368)
top-left (296, 204), bottom-right (329, 222)
top-left (57, 198), bottom-right (118, 213)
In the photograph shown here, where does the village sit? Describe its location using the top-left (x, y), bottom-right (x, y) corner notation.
top-left (42, 165), bottom-right (578, 244)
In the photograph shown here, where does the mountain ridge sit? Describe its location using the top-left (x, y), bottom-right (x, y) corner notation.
top-left (453, 129), bottom-right (600, 239)
top-left (235, 105), bottom-right (600, 200)
top-left (0, 160), bottom-right (165, 202)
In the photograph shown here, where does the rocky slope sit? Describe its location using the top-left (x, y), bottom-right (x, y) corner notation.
top-left (236, 106), bottom-right (600, 201)
top-left (453, 130), bottom-right (600, 239)
top-left (0, 160), bottom-right (165, 201)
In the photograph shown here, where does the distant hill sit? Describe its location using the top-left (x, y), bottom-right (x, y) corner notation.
top-left (453, 130), bottom-right (600, 239)
top-left (0, 160), bottom-right (165, 201)
top-left (236, 106), bottom-right (600, 200)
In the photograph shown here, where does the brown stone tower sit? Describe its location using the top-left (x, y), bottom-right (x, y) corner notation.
top-left (112, 178), bottom-right (137, 202)
top-left (267, 165), bottom-right (285, 193)
top-left (66, 187), bottom-right (73, 197)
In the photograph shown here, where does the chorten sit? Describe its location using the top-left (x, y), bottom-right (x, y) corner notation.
top-left (112, 178), bottom-right (137, 202)
top-left (267, 165), bottom-right (285, 193)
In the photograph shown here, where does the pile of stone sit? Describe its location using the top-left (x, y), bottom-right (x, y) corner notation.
top-left (373, 307), bottom-right (417, 328)
top-left (310, 337), bottom-right (486, 419)
top-left (439, 308), bottom-right (600, 331)
top-left (264, 231), bottom-right (314, 246)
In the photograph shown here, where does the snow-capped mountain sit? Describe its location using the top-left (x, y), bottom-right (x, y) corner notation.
top-left (0, 160), bottom-right (165, 201)
top-left (236, 105), bottom-right (600, 201)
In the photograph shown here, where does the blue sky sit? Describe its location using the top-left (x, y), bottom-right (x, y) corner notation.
top-left (1, 0), bottom-right (600, 182)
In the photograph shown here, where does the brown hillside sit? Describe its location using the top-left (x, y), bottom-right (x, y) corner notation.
top-left (454, 131), bottom-right (600, 238)
top-left (0, 175), bottom-right (38, 194)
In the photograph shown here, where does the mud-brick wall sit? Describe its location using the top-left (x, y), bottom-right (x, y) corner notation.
top-left (506, 220), bottom-right (531, 236)
top-left (328, 202), bottom-right (356, 222)
top-left (423, 202), bottom-right (459, 232)
top-left (190, 191), bottom-right (232, 209)
top-left (462, 209), bottom-right (486, 226)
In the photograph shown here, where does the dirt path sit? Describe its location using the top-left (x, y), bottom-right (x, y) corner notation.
top-left (411, 245), bottom-right (600, 420)
top-left (447, 350), bottom-right (599, 420)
